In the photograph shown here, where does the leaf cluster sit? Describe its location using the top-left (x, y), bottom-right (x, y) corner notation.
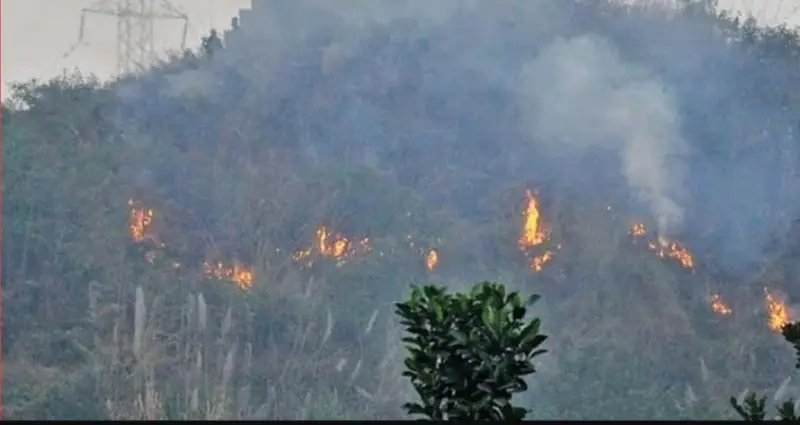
top-left (394, 282), bottom-right (547, 420)
top-left (730, 322), bottom-right (800, 421)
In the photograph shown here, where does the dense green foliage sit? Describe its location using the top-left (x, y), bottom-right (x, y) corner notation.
top-left (5, 0), bottom-right (800, 420)
top-left (395, 282), bottom-right (546, 420)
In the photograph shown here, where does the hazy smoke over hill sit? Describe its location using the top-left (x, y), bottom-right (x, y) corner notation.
top-left (520, 35), bottom-right (687, 236)
top-left (123, 0), bottom-right (800, 282)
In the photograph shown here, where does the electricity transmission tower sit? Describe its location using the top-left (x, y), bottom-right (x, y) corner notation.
top-left (79, 0), bottom-right (189, 76)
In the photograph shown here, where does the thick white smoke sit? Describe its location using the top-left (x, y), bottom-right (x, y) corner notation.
top-left (519, 35), bottom-right (687, 235)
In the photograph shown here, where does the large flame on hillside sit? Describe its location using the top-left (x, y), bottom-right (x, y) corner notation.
top-left (293, 226), bottom-right (371, 267)
top-left (519, 190), bottom-right (548, 248)
top-left (519, 190), bottom-right (554, 272)
top-left (630, 222), bottom-right (694, 269)
top-left (765, 287), bottom-right (791, 332)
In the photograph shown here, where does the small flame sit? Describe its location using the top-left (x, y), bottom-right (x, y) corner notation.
top-left (765, 288), bottom-right (791, 332)
top-left (519, 190), bottom-right (548, 248)
top-left (631, 223), bottom-right (694, 269)
top-left (293, 226), bottom-right (371, 267)
top-left (128, 199), bottom-right (154, 242)
top-left (630, 222), bottom-right (646, 237)
top-left (203, 261), bottom-right (254, 290)
top-left (531, 251), bottom-right (554, 272)
top-left (710, 293), bottom-right (732, 316)
top-left (426, 249), bottom-right (439, 271)
top-left (650, 237), bottom-right (695, 269)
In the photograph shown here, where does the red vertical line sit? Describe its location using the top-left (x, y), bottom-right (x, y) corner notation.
top-left (0, 0), bottom-right (5, 417)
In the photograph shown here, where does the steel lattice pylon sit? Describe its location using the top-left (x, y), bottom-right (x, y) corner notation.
top-left (80, 0), bottom-right (189, 76)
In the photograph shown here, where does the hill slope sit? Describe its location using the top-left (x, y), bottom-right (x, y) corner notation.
top-left (3, 0), bottom-right (800, 419)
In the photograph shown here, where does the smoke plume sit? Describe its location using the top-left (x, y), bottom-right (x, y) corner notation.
top-left (519, 35), bottom-right (687, 236)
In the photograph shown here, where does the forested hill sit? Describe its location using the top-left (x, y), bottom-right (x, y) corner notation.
top-left (4, 0), bottom-right (800, 419)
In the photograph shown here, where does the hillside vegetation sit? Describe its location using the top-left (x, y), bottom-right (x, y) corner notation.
top-left (4, 0), bottom-right (800, 419)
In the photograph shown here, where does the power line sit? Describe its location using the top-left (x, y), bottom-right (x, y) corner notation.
top-left (36, 41), bottom-right (87, 81)
top-left (79, 0), bottom-right (189, 77)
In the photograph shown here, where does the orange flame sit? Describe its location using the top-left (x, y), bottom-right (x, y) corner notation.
top-left (127, 199), bottom-right (253, 289)
top-left (519, 190), bottom-right (548, 248)
top-left (649, 237), bottom-right (695, 269)
top-left (518, 190), bottom-right (553, 272)
top-left (631, 223), bottom-right (694, 269)
top-left (531, 251), bottom-right (554, 272)
top-left (203, 261), bottom-right (254, 290)
top-left (293, 226), bottom-right (371, 267)
top-left (128, 199), bottom-right (154, 242)
top-left (317, 227), bottom-right (349, 257)
top-left (765, 288), bottom-right (790, 332)
top-left (426, 249), bottom-right (439, 271)
top-left (630, 222), bottom-right (646, 237)
top-left (710, 293), bottom-right (732, 316)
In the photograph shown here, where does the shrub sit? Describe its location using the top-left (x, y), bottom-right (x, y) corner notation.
top-left (730, 322), bottom-right (800, 421)
top-left (395, 282), bottom-right (547, 420)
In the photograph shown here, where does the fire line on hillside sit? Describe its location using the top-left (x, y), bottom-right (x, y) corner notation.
top-left (125, 193), bottom-right (792, 331)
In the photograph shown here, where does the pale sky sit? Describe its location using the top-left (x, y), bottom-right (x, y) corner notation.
top-left (1, 0), bottom-right (250, 96)
top-left (1, 0), bottom-right (799, 98)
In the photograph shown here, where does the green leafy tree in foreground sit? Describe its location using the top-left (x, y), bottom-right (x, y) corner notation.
top-left (395, 282), bottom-right (547, 420)
top-left (730, 322), bottom-right (800, 421)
